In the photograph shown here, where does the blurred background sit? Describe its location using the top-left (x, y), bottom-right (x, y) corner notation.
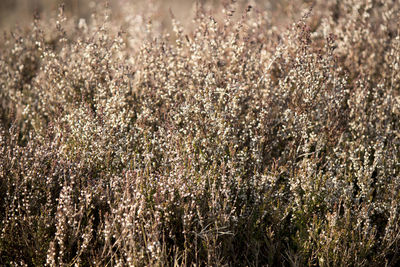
top-left (0, 0), bottom-right (215, 29)
top-left (0, 0), bottom-right (299, 31)
top-left (0, 0), bottom-right (81, 28)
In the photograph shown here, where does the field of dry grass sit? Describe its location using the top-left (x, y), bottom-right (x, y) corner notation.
top-left (0, 0), bottom-right (399, 266)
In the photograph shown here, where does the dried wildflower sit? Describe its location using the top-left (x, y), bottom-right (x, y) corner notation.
top-left (0, 0), bottom-right (399, 266)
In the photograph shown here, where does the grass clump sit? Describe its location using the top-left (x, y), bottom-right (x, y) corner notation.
top-left (0, 0), bottom-right (399, 266)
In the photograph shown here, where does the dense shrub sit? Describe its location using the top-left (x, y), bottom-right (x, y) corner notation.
top-left (0, 0), bottom-right (399, 266)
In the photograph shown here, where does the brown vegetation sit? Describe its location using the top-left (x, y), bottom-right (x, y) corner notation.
top-left (0, 0), bottom-right (399, 266)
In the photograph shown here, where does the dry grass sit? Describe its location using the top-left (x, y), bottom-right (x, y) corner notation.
top-left (0, 0), bottom-right (399, 266)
